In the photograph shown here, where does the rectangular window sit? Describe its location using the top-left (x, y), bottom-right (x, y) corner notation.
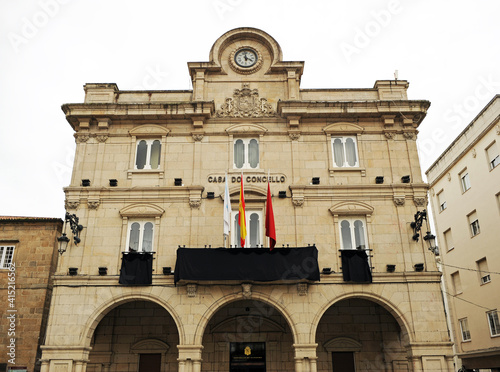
top-left (437, 190), bottom-right (447, 211)
top-left (232, 210), bottom-right (262, 248)
top-left (459, 318), bottom-right (471, 341)
top-left (126, 221), bottom-right (154, 252)
top-left (486, 142), bottom-right (500, 170)
top-left (332, 136), bottom-right (359, 168)
top-left (0, 246), bottom-right (15, 269)
top-left (477, 258), bottom-right (491, 284)
top-left (451, 271), bottom-right (462, 294)
top-left (234, 138), bottom-right (259, 169)
top-left (487, 310), bottom-right (500, 336)
top-left (468, 211), bottom-right (480, 237)
top-left (339, 217), bottom-right (368, 250)
top-left (443, 229), bottom-right (454, 251)
top-left (459, 170), bottom-right (471, 192)
top-left (135, 139), bottom-right (161, 170)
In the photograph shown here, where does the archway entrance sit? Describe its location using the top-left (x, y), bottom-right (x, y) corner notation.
top-left (316, 298), bottom-right (410, 372)
top-left (201, 299), bottom-right (294, 372)
top-left (86, 300), bottom-right (179, 372)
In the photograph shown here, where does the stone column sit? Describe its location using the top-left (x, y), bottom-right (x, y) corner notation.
top-left (40, 360), bottom-right (50, 372)
top-left (178, 345), bottom-right (204, 372)
top-left (293, 344), bottom-right (318, 372)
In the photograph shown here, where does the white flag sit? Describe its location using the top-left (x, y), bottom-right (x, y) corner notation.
top-left (223, 173), bottom-right (231, 236)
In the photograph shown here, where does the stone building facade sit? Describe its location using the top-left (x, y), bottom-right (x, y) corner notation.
top-left (0, 217), bottom-right (63, 372)
top-left (41, 28), bottom-right (453, 371)
top-left (427, 95), bottom-right (500, 371)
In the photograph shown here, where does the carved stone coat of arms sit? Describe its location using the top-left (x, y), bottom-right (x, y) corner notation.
top-left (216, 83), bottom-right (277, 118)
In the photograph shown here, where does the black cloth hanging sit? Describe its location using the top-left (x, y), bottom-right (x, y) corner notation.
top-left (174, 246), bottom-right (320, 284)
top-left (119, 252), bottom-right (153, 285)
top-left (340, 249), bottom-right (372, 283)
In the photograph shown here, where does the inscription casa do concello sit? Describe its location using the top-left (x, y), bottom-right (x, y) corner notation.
top-left (208, 174), bottom-right (286, 184)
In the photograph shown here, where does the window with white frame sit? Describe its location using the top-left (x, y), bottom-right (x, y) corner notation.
top-left (332, 136), bottom-right (359, 168)
top-left (451, 271), bottom-right (462, 294)
top-left (232, 210), bottom-right (262, 248)
top-left (459, 170), bottom-right (471, 193)
top-left (477, 258), bottom-right (491, 284)
top-left (234, 138), bottom-right (259, 169)
top-left (339, 217), bottom-right (368, 250)
top-left (135, 139), bottom-right (161, 170)
top-left (437, 190), bottom-right (447, 211)
top-left (459, 318), bottom-right (471, 341)
top-left (468, 211), bottom-right (480, 237)
top-left (443, 229), bottom-right (454, 251)
top-left (0, 246), bottom-right (15, 268)
top-left (126, 221), bottom-right (154, 252)
top-left (487, 310), bottom-right (500, 336)
top-left (486, 142), bottom-right (500, 170)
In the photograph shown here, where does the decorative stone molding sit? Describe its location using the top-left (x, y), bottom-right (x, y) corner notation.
top-left (384, 132), bottom-right (396, 140)
top-left (216, 84), bottom-right (277, 118)
top-left (471, 148), bottom-right (477, 158)
top-left (119, 203), bottom-right (165, 218)
top-left (75, 133), bottom-right (90, 143)
top-left (297, 283), bottom-right (308, 296)
top-left (323, 122), bottom-right (364, 135)
top-left (87, 200), bottom-right (100, 210)
top-left (393, 196), bottom-right (405, 207)
top-left (496, 125), bottom-right (500, 135)
top-left (192, 133), bottom-right (204, 142)
top-left (447, 173), bottom-right (451, 181)
top-left (414, 197), bottom-right (427, 207)
top-left (403, 131), bottom-right (416, 140)
top-left (189, 199), bottom-right (202, 209)
top-left (187, 284), bottom-right (197, 297)
top-left (324, 337), bottom-right (362, 352)
top-left (288, 131), bottom-right (301, 141)
top-left (131, 339), bottom-right (169, 354)
top-left (329, 201), bottom-right (374, 216)
top-left (242, 283), bottom-right (252, 298)
top-left (129, 124), bottom-right (170, 137)
top-left (65, 200), bottom-right (80, 210)
top-left (292, 197), bottom-right (304, 208)
top-left (95, 134), bottom-right (109, 143)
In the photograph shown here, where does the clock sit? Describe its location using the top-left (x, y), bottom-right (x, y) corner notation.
top-left (229, 47), bottom-right (263, 74)
top-left (234, 48), bottom-right (258, 67)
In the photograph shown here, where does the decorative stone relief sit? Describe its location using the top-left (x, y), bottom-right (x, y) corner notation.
top-left (75, 134), bottom-right (90, 143)
top-left (447, 173), bottom-right (451, 181)
top-left (403, 132), bottom-right (416, 140)
top-left (384, 132), bottom-right (395, 140)
top-left (288, 132), bottom-right (301, 141)
top-left (297, 283), bottom-right (308, 296)
top-left (192, 133), bottom-right (204, 142)
top-left (471, 148), bottom-right (477, 158)
top-left (87, 200), bottom-right (100, 210)
top-left (292, 197), bottom-right (304, 208)
top-left (187, 284), bottom-right (197, 297)
top-left (95, 134), bottom-right (109, 143)
top-left (496, 125), bottom-right (500, 135)
top-left (65, 200), bottom-right (80, 210)
top-left (216, 84), bottom-right (277, 118)
top-left (189, 199), bottom-right (202, 209)
top-left (242, 283), bottom-right (252, 298)
top-left (393, 196), bottom-right (405, 207)
top-left (414, 197), bottom-right (427, 207)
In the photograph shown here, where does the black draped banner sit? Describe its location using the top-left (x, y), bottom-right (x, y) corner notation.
top-left (174, 246), bottom-right (320, 284)
top-left (119, 252), bottom-right (153, 285)
top-left (340, 249), bottom-right (372, 283)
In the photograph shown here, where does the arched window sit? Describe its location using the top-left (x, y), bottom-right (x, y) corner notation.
top-left (135, 139), bottom-right (162, 170)
top-left (332, 136), bottom-right (359, 168)
top-left (127, 221), bottom-right (155, 252)
top-left (339, 218), bottom-right (368, 250)
top-left (234, 138), bottom-right (259, 169)
top-left (232, 211), bottom-right (263, 248)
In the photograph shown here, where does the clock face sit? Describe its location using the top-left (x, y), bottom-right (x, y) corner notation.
top-left (234, 49), bottom-right (258, 67)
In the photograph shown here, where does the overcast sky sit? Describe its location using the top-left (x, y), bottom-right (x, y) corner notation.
top-left (1, 0), bottom-right (499, 219)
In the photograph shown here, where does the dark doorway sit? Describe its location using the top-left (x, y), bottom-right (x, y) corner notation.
top-left (139, 353), bottom-right (161, 372)
top-left (332, 352), bottom-right (355, 372)
top-left (230, 342), bottom-right (266, 372)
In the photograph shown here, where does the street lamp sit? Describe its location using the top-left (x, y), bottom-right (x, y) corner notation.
top-left (410, 209), bottom-right (439, 255)
top-left (57, 212), bottom-right (84, 255)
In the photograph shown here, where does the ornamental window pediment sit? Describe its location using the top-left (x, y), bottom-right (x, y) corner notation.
top-left (119, 203), bottom-right (165, 218)
top-left (329, 201), bottom-right (374, 216)
top-left (129, 124), bottom-right (170, 137)
top-left (323, 122), bottom-right (364, 135)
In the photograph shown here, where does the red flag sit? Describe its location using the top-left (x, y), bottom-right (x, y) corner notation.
top-left (265, 182), bottom-right (276, 250)
top-left (238, 174), bottom-right (247, 247)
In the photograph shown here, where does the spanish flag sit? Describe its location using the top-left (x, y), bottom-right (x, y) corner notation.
top-left (238, 174), bottom-right (247, 247)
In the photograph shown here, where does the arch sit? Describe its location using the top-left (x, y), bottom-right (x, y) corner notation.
top-left (120, 203), bottom-right (165, 218)
top-left (311, 292), bottom-right (413, 345)
top-left (209, 27), bottom-right (283, 68)
top-left (228, 184), bottom-right (267, 198)
top-left (226, 123), bottom-right (268, 136)
top-left (131, 339), bottom-right (170, 353)
top-left (82, 293), bottom-right (184, 347)
top-left (324, 337), bottom-right (362, 352)
top-left (129, 124), bottom-right (170, 137)
top-left (329, 201), bottom-right (374, 216)
top-left (323, 122), bottom-right (364, 134)
top-left (193, 292), bottom-right (298, 346)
